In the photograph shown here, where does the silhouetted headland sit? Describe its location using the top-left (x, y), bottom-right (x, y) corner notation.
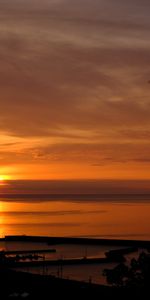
top-left (2, 235), bottom-right (150, 247)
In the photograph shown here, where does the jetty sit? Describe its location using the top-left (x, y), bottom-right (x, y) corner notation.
top-left (1, 256), bottom-right (110, 268)
top-left (2, 249), bottom-right (56, 255)
top-left (2, 235), bottom-right (150, 247)
top-left (0, 245), bottom-right (138, 268)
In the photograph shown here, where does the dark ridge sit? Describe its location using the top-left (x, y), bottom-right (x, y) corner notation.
top-left (3, 235), bottom-right (150, 247)
top-left (0, 268), bottom-right (149, 299)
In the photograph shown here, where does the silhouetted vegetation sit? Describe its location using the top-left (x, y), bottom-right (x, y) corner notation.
top-left (103, 251), bottom-right (150, 288)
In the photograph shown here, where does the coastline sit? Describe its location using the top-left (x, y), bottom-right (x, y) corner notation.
top-left (1, 235), bottom-right (150, 299)
top-left (0, 262), bottom-right (149, 299)
top-left (2, 235), bottom-right (150, 247)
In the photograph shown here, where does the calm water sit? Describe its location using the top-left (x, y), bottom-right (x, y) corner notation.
top-left (0, 195), bottom-right (150, 240)
top-left (1, 194), bottom-right (149, 285)
top-left (0, 240), bottom-right (142, 285)
top-left (0, 239), bottom-right (119, 285)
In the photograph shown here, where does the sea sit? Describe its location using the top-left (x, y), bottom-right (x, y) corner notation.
top-left (0, 193), bottom-right (150, 284)
top-left (0, 194), bottom-right (150, 240)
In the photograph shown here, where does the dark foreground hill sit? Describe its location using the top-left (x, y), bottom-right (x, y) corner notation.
top-left (0, 267), bottom-right (149, 300)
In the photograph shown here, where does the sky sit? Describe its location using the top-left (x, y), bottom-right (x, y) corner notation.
top-left (0, 0), bottom-right (150, 181)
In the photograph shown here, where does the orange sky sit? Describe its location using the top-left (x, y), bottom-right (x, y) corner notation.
top-left (0, 0), bottom-right (150, 180)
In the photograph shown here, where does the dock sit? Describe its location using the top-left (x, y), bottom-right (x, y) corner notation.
top-left (3, 249), bottom-right (56, 255)
top-left (1, 256), bottom-right (111, 268)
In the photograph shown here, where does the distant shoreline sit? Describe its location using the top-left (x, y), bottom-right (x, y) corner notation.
top-left (1, 235), bottom-right (150, 247)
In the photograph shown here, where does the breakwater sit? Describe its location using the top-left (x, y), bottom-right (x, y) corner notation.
top-left (2, 235), bottom-right (150, 247)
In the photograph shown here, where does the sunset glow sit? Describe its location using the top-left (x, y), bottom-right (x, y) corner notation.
top-left (0, 0), bottom-right (150, 181)
top-left (0, 175), bottom-right (10, 183)
top-left (0, 3), bottom-right (150, 297)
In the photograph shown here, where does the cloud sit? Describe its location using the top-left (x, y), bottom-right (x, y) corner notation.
top-left (0, 135), bottom-right (150, 167)
top-left (1, 179), bottom-right (150, 195)
top-left (0, 0), bottom-right (150, 137)
top-left (0, 1), bottom-right (150, 179)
